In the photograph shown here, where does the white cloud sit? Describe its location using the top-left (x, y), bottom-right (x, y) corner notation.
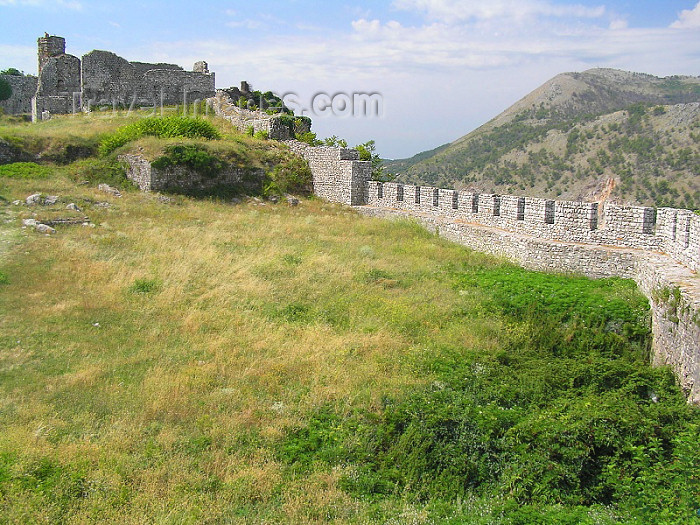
top-left (671, 2), bottom-right (700, 29)
top-left (392, 0), bottom-right (605, 23)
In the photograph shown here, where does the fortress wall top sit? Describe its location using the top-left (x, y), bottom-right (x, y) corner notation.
top-left (366, 181), bottom-right (700, 270)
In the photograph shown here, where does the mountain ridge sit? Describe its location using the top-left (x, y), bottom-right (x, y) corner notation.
top-left (387, 68), bottom-right (700, 209)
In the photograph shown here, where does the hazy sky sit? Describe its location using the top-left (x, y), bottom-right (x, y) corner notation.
top-left (1, 0), bottom-right (699, 158)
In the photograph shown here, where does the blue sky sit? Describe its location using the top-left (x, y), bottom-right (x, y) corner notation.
top-left (1, 1), bottom-right (699, 158)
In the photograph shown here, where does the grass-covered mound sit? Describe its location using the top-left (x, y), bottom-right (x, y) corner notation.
top-left (0, 111), bottom-right (312, 199)
top-left (0, 166), bottom-right (697, 523)
top-left (98, 116), bottom-right (221, 155)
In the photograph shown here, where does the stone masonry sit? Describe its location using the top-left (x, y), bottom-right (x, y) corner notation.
top-left (15, 34), bottom-right (216, 121)
top-left (0, 74), bottom-right (38, 115)
top-left (119, 153), bottom-right (264, 193)
top-left (208, 92), bottom-right (311, 141)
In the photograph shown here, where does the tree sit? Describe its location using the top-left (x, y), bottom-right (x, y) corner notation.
top-left (0, 68), bottom-right (23, 76)
top-left (0, 78), bottom-right (12, 102)
top-left (355, 140), bottom-right (391, 181)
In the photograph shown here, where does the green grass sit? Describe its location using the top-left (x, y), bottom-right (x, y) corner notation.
top-left (98, 116), bottom-right (221, 155)
top-left (0, 162), bottom-right (52, 179)
top-left (0, 113), bottom-right (697, 523)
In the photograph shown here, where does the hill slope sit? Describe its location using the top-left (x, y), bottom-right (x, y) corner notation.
top-left (387, 69), bottom-right (700, 208)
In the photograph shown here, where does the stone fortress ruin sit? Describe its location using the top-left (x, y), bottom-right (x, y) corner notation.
top-left (0, 34), bottom-right (216, 121)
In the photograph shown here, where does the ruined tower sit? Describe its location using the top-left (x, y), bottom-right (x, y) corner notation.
top-left (37, 34), bottom-right (66, 74)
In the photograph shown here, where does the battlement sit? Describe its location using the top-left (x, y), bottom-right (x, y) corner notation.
top-left (366, 181), bottom-right (700, 272)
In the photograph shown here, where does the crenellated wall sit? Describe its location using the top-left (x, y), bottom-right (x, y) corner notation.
top-left (365, 181), bottom-right (700, 268)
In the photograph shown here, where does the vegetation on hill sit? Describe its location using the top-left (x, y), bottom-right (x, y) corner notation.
top-left (387, 69), bottom-right (700, 209)
top-left (0, 110), bottom-right (312, 199)
top-left (0, 112), bottom-right (698, 523)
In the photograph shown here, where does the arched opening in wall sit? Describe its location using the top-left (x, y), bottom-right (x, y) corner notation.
top-left (377, 183), bottom-right (383, 199)
top-left (397, 184), bottom-right (403, 202)
top-left (452, 191), bottom-right (458, 210)
top-left (493, 196), bottom-right (501, 216)
top-left (415, 186), bottom-right (421, 204)
top-left (432, 188), bottom-right (439, 207)
top-left (472, 195), bottom-right (479, 214)
top-left (516, 197), bottom-right (525, 220)
top-left (545, 200), bottom-right (555, 224)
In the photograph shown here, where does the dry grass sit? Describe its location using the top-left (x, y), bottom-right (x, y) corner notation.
top-left (0, 169), bottom-right (506, 522)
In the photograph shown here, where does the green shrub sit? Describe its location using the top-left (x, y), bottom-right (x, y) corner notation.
top-left (0, 78), bottom-right (11, 102)
top-left (253, 130), bottom-right (269, 140)
top-left (99, 117), bottom-right (220, 155)
top-left (129, 278), bottom-right (160, 295)
top-left (263, 155), bottom-right (312, 196)
top-left (0, 270), bottom-right (8, 285)
top-left (0, 162), bottom-right (51, 179)
top-left (151, 144), bottom-right (224, 178)
top-left (66, 157), bottom-right (131, 189)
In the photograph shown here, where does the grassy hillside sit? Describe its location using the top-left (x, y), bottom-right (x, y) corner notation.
top-left (387, 69), bottom-right (700, 209)
top-left (0, 113), bottom-right (698, 523)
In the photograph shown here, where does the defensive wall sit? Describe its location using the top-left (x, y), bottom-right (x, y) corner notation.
top-left (0, 74), bottom-right (37, 115)
top-left (208, 92), bottom-right (311, 141)
top-left (278, 147), bottom-right (699, 402)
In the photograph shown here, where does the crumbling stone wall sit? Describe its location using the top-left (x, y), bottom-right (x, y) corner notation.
top-left (119, 153), bottom-right (263, 192)
top-left (22, 35), bottom-right (216, 120)
top-left (208, 92), bottom-right (311, 141)
top-left (0, 74), bottom-right (38, 115)
top-left (81, 50), bottom-right (215, 109)
top-left (33, 53), bottom-right (81, 118)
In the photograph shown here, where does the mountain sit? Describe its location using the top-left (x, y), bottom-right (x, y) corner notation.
top-left (386, 69), bottom-right (700, 209)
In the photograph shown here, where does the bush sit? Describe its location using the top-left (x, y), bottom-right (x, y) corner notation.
top-left (253, 130), bottom-right (269, 140)
top-left (99, 117), bottom-right (220, 155)
top-left (151, 144), bottom-right (224, 178)
top-left (0, 162), bottom-right (51, 179)
top-left (0, 78), bottom-right (12, 102)
top-left (264, 155), bottom-right (312, 196)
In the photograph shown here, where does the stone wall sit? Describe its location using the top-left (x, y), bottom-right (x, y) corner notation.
top-left (32, 53), bottom-right (81, 119)
top-left (81, 50), bottom-right (215, 109)
top-left (365, 181), bottom-right (700, 258)
top-left (208, 92), bottom-right (310, 141)
top-left (286, 140), bottom-right (371, 205)
top-left (0, 75), bottom-right (38, 115)
top-left (119, 153), bottom-right (263, 192)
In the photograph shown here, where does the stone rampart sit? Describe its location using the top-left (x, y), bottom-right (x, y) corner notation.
top-left (365, 181), bottom-right (700, 264)
top-left (119, 153), bottom-right (263, 192)
top-left (0, 74), bottom-right (38, 115)
top-left (208, 92), bottom-right (310, 141)
top-left (285, 140), bottom-right (370, 205)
